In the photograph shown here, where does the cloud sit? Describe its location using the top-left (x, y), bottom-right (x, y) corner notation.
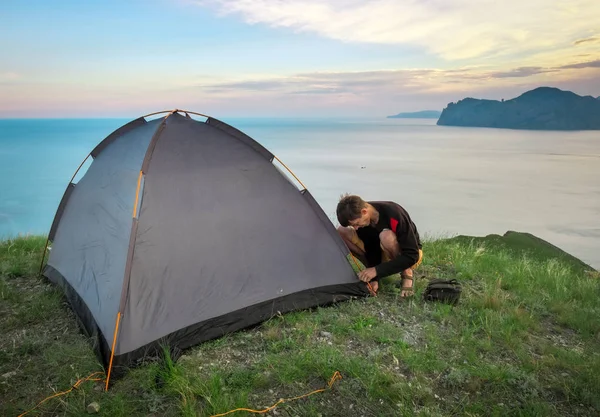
top-left (0, 72), bottom-right (20, 82)
top-left (198, 0), bottom-right (600, 60)
top-left (574, 37), bottom-right (599, 45)
top-left (487, 67), bottom-right (558, 78)
top-left (199, 68), bottom-right (452, 97)
top-left (204, 79), bottom-right (290, 92)
top-left (560, 59), bottom-right (600, 69)
top-left (197, 59), bottom-right (600, 98)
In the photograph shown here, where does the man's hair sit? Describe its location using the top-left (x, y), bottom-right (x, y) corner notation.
top-left (336, 194), bottom-right (367, 227)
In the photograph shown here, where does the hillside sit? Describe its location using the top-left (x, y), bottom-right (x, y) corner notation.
top-left (437, 87), bottom-right (600, 130)
top-left (387, 110), bottom-right (441, 119)
top-left (1, 233), bottom-right (599, 416)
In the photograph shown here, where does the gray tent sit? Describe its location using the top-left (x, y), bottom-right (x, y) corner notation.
top-left (42, 110), bottom-right (368, 382)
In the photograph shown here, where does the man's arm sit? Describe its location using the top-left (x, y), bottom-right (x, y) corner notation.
top-left (374, 224), bottom-right (420, 278)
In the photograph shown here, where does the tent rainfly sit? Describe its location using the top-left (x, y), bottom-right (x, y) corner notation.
top-left (42, 110), bottom-right (369, 384)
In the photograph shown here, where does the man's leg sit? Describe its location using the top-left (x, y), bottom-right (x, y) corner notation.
top-left (337, 226), bottom-right (367, 264)
top-left (401, 250), bottom-right (423, 295)
top-left (337, 226), bottom-right (380, 292)
top-left (379, 230), bottom-right (415, 297)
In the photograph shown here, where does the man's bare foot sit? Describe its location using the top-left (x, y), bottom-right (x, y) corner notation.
top-left (400, 278), bottom-right (414, 298)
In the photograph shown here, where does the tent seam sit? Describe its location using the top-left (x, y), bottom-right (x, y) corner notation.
top-left (106, 112), bottom-right (175, 388)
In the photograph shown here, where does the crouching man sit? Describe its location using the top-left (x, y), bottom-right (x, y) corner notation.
top-left (336, 194), bottom-right (423, 297)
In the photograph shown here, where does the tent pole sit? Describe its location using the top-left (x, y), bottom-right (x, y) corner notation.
top-left (273, 155), bottom-right (307, 190)
top-left (105, 312), bottom-right (122, 391)
top-left (141, 109), bottom-right (211, 119)
top-left (38, 237), bottom-right (50, 277)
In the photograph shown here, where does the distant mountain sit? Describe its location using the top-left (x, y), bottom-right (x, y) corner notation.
top-left (387, 110), bottom-right (441, 119)
top-left (437, 87), bottom-right (600, 130)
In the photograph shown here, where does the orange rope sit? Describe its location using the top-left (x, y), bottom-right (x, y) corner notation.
top-left (17, 372), bottom-right (104, 417)
top-left (105, 312), bottom-right (122, 391)
top-left (210, 371), bottom-right (342, 417)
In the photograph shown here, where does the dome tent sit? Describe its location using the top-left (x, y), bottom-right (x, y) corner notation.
top-left (41, 110), bottom-right (369, 385)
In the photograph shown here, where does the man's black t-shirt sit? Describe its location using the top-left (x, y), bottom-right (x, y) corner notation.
top-left (356, 201), bottom-right (422, 278)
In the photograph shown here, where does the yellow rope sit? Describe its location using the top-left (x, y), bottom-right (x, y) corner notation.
top-left (210, 371), bottom-right (342, 417)
top-left (17, 372), bottom-right (104, 417)
top-left (19, 369), bottom-right (343, 417)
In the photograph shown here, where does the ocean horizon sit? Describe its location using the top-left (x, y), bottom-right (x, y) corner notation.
top-left (1, 116), bottom-right (599, 269)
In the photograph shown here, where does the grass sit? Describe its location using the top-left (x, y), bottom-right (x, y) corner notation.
top-left (0, 232), bottom-right (599, 416)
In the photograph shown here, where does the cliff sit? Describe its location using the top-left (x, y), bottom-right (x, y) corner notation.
top-left (437, 87), bottom-right (600, 130)
top-left (387, 110), bottom-right (441, 119)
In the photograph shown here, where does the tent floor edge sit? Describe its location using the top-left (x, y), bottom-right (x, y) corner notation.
top-left (43, 264), bottom-right (112, 372)
top-left (109, 282), bottom-right (370, 377)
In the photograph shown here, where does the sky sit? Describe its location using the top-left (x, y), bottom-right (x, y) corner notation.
top-left (1, 0), bottom-right (599, 117)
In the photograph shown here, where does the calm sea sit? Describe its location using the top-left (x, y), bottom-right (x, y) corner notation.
top-left (1, 117), bottom-right (599, 269)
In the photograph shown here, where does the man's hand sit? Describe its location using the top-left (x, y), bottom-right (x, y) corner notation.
top-left (358, 267), bottom-right (377, 282)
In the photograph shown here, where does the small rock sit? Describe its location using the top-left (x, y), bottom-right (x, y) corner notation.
top-left (86, 402), bottom-right (100, 414)
top-left (1, 371), bottom-right (16, 379)
top-left (561, 372), bottom-right (568, 377)
top-left (93, 384), bottom-right (104, 392)
top-left (320, 331), bottom-right (332, 338)
top-left (349, 404), bottom-right (354, 410)
top-left (401, 333), bottom-right (418, 347)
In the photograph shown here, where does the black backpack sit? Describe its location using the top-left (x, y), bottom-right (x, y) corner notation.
top-left (423, 279), bottom-right (462, 305)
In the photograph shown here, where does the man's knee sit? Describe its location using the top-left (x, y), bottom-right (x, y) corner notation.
top-left (379, 230), bottom-right (398, 248)
top-left (337, 225), bottom-right (352, 240)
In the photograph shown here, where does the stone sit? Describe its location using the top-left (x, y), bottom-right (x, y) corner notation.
top-left (86, 402), bottom-right (100, 414)
top-left (401, 333), bottom-right (418, 347)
